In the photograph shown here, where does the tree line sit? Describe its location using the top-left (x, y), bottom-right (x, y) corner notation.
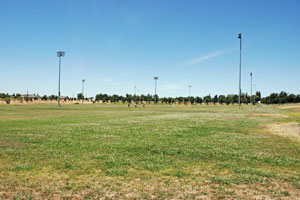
top-left (260, 91), bottom-right (300, 104)
top-left (94, 91), bottom-right (300, 105)
top-left (1, 91), bottom-right (300, 105)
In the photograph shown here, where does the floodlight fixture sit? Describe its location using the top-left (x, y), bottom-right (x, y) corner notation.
top-left (237, 33), bottom-right (241, 39)
top-left (57, 51), bottom-right (65, 57)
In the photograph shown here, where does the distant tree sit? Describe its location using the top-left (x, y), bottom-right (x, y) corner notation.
top-left (161, 97), bottom-right (167, 104)
top-left (167, 97), bottom-right (174, 104)
top-left (226, 95), bottom-right (234, 104)
top-left (111, 94), bottom-right (119, 103)
top-left (77, 93), bottom-right (83, 100)
top-left (195, 96), bottom-right (203, 104)
top-left (233, 95), bottom-right (239, 104)
top-left (190, 97), bottom-right (195, 104)
top-left (177, 97), bottom-right (183, 103)
top-left (126, 94), bottom-right (132, 103)
top-left (42, 95), bottom-right (48, 101)
top-left (0, 93), bottom-right (6, 100)
top-left (296, 95), bottom-right (300, 103)
top-left (64, 97), bottom-right (70, 101)
top-left (225, 96), bottom-right (231, 105)
top-left (204, 95), bottom-right (211, 105)
top-left (241, 93), bottom-right (250, 104)
top-left (269, 93), bottom-right (279, 104)
top-left (218, 95), bottom-right (225, 104)
top-left (256, 91), bottom-right (261, 101)
top-left (279, 91), bottom-right (288, 104)
top-left (212, 95), bottom-right (218, 104)
top-left (287, 94), bottom-right (296, 103)
top-left (5, 97), bottom-right (10, 104)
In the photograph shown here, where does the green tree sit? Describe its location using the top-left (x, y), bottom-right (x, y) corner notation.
top-left (212, 95), bottom-right (218, 104)
top-left (5, 97), bottom-right (10, 104)
top-left (77, 93), bottom-right (83, 100)
top-left (42, 95), bottom-right (48, 101)
top-left (218, 95), bottom-right (225, 104)
top-left (203, 95), bottom-right (211, 105)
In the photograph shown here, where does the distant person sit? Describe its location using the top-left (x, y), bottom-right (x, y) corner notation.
top-left (143, 104), bottom-right (145, 108)
top-left (128, 103), bottom-right (130, 108)
top-left (134, 102), bottom-right (137, 108)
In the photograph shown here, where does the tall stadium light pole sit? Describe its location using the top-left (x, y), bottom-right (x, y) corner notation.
top-left (82, 79), bottom-right (85, 104)
top-left (237, 33), bottom-right (242, 110)
top-left (154, 76), bottom-right (159, 104)
top-left (57, 51), bottom-right (65, 107)
top-left (250, 72), bottom-right (253, 104)
top-left (188, 85), bottom-right (192, 103)
top-left (134, 86), bottom-right (136, 96)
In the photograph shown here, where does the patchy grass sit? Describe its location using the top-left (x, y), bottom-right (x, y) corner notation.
top-left (0, 103), bottom-right (300, 199)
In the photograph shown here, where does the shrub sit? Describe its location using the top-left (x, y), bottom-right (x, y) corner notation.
top-left (5, 97), bottom-right (10, 104)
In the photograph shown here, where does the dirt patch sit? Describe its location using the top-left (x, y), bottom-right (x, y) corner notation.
top-left (265, 122), bottom-right (300, 141)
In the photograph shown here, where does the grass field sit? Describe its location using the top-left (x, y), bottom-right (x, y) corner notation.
top-left (0, 104), bottom-right (300, 199)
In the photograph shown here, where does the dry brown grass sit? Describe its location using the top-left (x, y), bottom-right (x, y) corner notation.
top-left (1, 171), bottom-right (299, 199)
top-left (265, 122), bottom-right (300, 141)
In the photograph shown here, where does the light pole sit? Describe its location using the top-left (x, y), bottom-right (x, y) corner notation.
top-left (154, 76), bottom-right (158, 104)
top-left (188, 85), bottom-right (192, 103)
top-left (82, 79), bottom-right (85, 104)
top-left (237, 33), bottom-right (242, 110)
top-left (250, 72), bottom-right (253, 104)
top-left (134, 86), bottom-right (136, 96)
top-left (57, 51), bottom-right (65, 107)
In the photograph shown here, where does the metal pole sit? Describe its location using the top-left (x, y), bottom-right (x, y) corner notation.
top-left (188, 85), bottom-right (191, 103)
top-left (238, 33), bottom-right (242, 110)
top-left (250, 72), bottom-right (252, 104)
top-left (82, 80), bottom-right (84, 104)
top-left (58, 56), bottom-right (61, 107)
top-left (134, 86), bottom-right (136, 96)
top-left (155, 79), bottom-right (157, 104)
top-left (154, 76), bottom-right (158, 104)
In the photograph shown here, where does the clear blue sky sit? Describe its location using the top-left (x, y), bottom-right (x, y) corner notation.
top-left (0, 0), bottom-right (299, 98)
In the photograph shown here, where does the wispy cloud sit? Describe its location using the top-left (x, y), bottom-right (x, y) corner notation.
top-left (181, 48), bottom-right (236, 65)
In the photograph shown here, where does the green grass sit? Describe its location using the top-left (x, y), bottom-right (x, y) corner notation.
top-left (0, 103), bottom-right (300, 199)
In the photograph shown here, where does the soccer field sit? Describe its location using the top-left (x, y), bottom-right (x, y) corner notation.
top-left (0, 104), bottom-right (299, 199)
